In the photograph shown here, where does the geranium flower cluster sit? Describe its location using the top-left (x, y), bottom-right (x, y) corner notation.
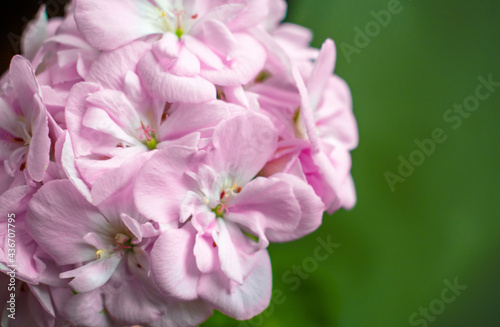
top-left (0, 0), bottom-right (358, 326)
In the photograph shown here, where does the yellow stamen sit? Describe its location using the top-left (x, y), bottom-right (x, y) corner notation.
top-left (96, 250), bottom-right (105, 259)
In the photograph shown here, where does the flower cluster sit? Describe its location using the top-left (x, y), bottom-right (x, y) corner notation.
top-left (0, 0), bottom-right (357, 326)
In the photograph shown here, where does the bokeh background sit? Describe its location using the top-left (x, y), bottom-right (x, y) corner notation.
top-left (1, 0), bottom-right (499, 326)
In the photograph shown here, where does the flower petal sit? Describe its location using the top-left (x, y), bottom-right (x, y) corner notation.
top-left (307, 38), bottom-right (336, 109)
top-left (60, 254), bottom-right (122, 293)
top-left (159, 100), bottom-right (232, 141)
top-left (197, 248), bottom-right (272, 320)
top-left (63, 289), bottom-right (114, 326)
top-left (87, 41), bottom-right (151, 90)
top-left (210, 112), bottom-right (278, 185)
top-left (214, 218), bottom-right (242, 284)
top-left (150, 225), bottom-right (200, 301)
top-left (27, 95), bottom-right (50, 182)
top-left (26, 179), bottom-right (108, 265)
top-left (134, 146), bottom-right (203, 224)
top-left (266, 173), bottom-right (324, 242)
top-left (228, 176), bottom-right (300, 247)
top-left (201, 33), bottom-right (266, 86)
top-left (75, 0), bottom-right (161, 50)
top-left (137, 51), bottom-right (216, 103)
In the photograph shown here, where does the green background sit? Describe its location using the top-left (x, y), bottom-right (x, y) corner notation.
top-left (203, 0), bottom-right (500, 326)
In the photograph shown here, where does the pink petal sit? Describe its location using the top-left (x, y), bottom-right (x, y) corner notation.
top-left (184, 35), bottom-right (224, 70)
top-left (26, 180), bottom-right (107, 265)
top-left (197, 248), bottom-right (272, 320)
top-left (27, 95), bottom-right (51, 182)
top-left (210, 112), bottom-right (278, 184)
top-left (85, 89), bottom-right (141, 132)
top-left (160, 300), bottom-right (213, 327)
top-left (214, 218), bottom-right (243, 284)
top-left (159, 100), bottom-right (232, 141)
top-left (134, 146), bottom-right (203, 224)
top-left (266, 173), bottom-right (324, 242)
top-left (169, 46), bottom-right (201, 77)
top-left (103, 277), bottom-right (162, 325)
top-left (152, 33), bottom-right (180, 60)
top-left (9, 55), bottom-right (41, 116)
top-left (74, 0), bottom-right (161, 50)
top-left (228, 176), bottom-right (300, 247)
top-left (201, 33), bottom-right (266, 86)
top-left (308, 39), bottom-right (336, 110)
top-left (87, 41), bottom-right (151, 90)
top-left (194, 232), bottom-right (219, 274)
top-left (63, 289), bottom-right (114, 326)
top-left (60, 131), bottom-right (93, 202)
top-left (292, 65), bottom-right (321, 152)
top-left (0, 98), bottom-right (19, 137)
top-left (150, 226), bottom-right (200, 301)
top-left (229, 0), bottom-right (269, 31)
top-left (65, 82), bottom-right (103, 157)
top-left (59, 254), bottom-right (122, 292)
top-left (202, 19), bottom-right (237, 58)
top-left (137, 52), bottom-right (216, 103)
top-left (91, 151), bottom-right (154, 206)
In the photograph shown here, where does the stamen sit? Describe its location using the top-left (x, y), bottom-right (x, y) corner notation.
top-left (191, 14), bottom-right (198, 19)
top-left (96, 250), bottom-right (105, 259)
top-left (172, 8), bottom-right (186, 38)
top-left (139, 122), bottom-right (155, 141)
top-left (172, 8), bottom-right (185, 28)
top-left (216, 200), bottom-right (234, 215)
top-left (113, 233), bottom-right (132, 256)
top-left (113, 240), bottom-right (132, 256)
top-left (230, 184), bottom-right (242, 193)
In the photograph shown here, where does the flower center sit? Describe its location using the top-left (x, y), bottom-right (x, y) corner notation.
top-left (113, 233), bottom-right (133, 256)
top-left (138, 121), bottom-right (157, 150)
top-left (158, 3), bottom-right (198, 39)
top-left (210, 185), bottom-right (241, 218)
top-left (96, 233), bottom-right (133, 259)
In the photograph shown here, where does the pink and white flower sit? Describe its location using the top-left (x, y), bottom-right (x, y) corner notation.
top-left (135, 112), bottom-right (324, 319)
top-left (0, 0), bottom-right (358, 324)
top-left (75, 0), bottom-right (268, 103)
top-left (0, 56), bottom-right (51, 192)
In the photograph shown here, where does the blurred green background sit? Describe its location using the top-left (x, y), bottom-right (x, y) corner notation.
top-left (205, 0), bottom-right (500, 326)
top-left (2, 0), bottom-right (499, 326)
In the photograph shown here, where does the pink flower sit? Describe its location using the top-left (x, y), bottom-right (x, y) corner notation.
top-left (64, 40), bottom-right (241, 191)
top-left (0, 0), bottom-right (359, 323)
top-left (250, 37), bottom-right (358, 214)
top-left (0, 56), bottom-right (51, 191)
top-left (26, 161), bottom-right (212, 326)
top-left (135, 112), bottom-right (324, 319)
top-left (74, 0), bottom-right (268, 103)
top-left (293, 39), bottom-right (358, 212)
top-left (27, 6), bottom-right (99, 128)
